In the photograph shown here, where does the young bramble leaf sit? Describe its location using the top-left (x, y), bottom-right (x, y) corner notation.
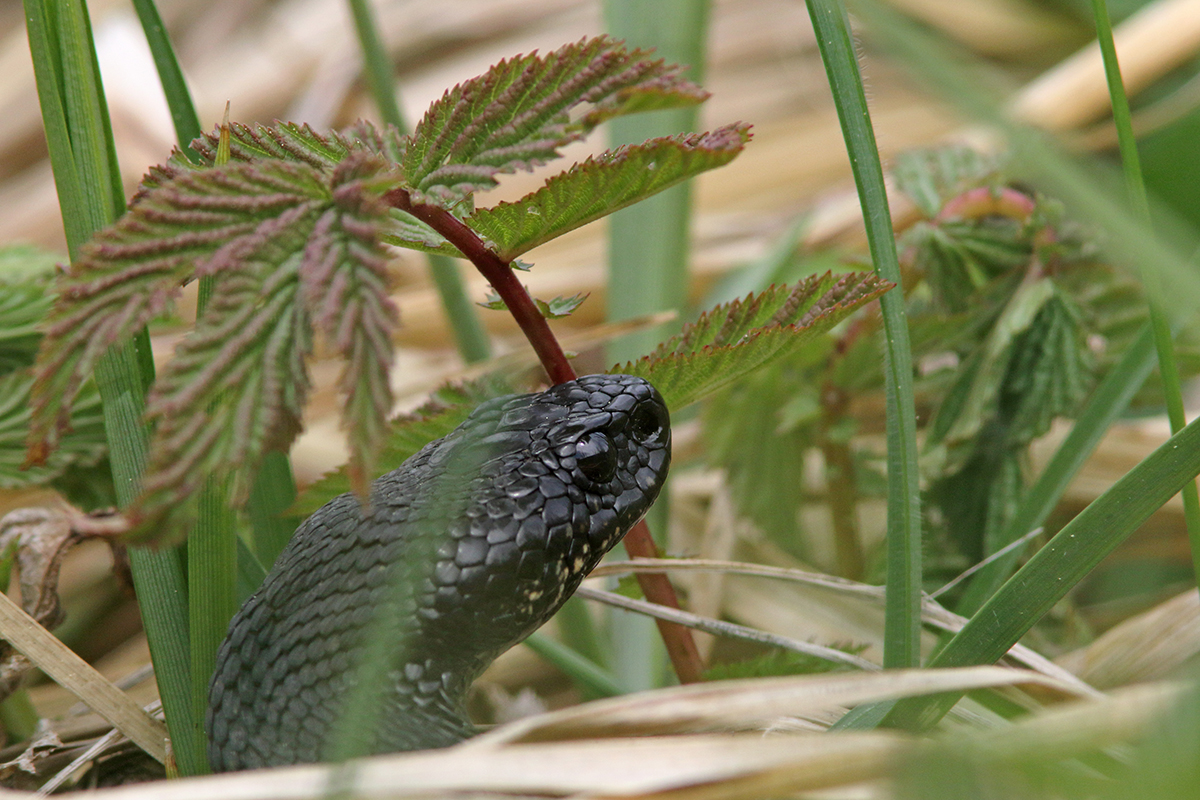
top-left (0, 372), bottom-right (107, 490)
top-left (480, 288), bottom-right (587, 320)
top-left (133, 258), bottom-right (312, 537)
top-left (146, 120), bottom-right (403, 185)
top-left (615, 272), bottom-right (892, 411)
top-left (30, 148), bottom-right (399, 542)
top-left (469, 125), bottom-right (752, 261)
top-left (892, 146), bottom-right (998, 219)
top-left (479, 290), bottom-right (506, 311)
top-left (535, 292), bottom-right (588, 319)
top-left (402, 36), bottom-right (707, 205)
top-left (924, 276), bottom-right (1055, 472)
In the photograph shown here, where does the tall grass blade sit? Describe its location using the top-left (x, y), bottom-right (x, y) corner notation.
top-left (1090, 0), bottom-right (1200, 582)
top-left (887, 410), bottom-right (1200, 729)
top-left (23, 0), bottom-right (202, 774)
top-left (804, 0), bottom-right (922, 669)
top-left (130, 0), bottom-right (201, 155)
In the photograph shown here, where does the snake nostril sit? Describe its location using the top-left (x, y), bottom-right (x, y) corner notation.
top-left (574, 432), bottom-right (617, 483)
top-left (629, 401), bottom-right (667, 445)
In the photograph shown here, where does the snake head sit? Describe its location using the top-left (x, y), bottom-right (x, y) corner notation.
top-left (426, 373), bottom-right (671, 650)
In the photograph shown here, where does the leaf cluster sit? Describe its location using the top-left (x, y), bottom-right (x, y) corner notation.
top-left (700, 145), bottom-right (1195, 582)
top-left (25, 37), bottom-right (753, 543)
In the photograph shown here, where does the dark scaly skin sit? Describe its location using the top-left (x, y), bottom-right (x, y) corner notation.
top-left (207, 374), bottom-right (670, 771)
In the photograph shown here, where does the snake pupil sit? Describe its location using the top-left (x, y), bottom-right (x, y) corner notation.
top-left (575, 432), bottom-right (617, 482)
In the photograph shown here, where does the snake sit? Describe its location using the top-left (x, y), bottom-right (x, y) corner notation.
top-left (206, 374), bottom-right (670, 771)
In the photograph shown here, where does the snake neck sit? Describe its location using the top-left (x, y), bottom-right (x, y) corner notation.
top-left (208, 375), bottom-right (671, 771)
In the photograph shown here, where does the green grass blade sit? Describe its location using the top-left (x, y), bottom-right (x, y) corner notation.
top-left (187, 485), bottom-right (233, 774)
top-left (346, 0), bottom-right (404, 130)
top-left (345, 0), bottom-right (491, 363)
top-left (24, 0), bottom-right (201, 774)
top-left (130, 0), bottom-right (201, 155)
top-left (888, 410), bottom-right (1200, 730)
top-left (95, 341), bottom-right (201, 774)
top-left (246, 450), bottom-right (298, 568)
top-left (604, 0), bottom-right (710, 693)
top-left (184, 256), bottom-right (230, 775)
top-left (1090, 0), bottom-right (1200, 581)
top-left (804, 0), bottom-right (922, 669)
top-left (23, 0), bottom-right (90, 257)
top-left (955, 324), bottom-right (1156, 614)
top-left (523, 632), bottom-right (623, 698)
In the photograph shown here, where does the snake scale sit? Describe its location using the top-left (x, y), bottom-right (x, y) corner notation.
top-left (207, 374), bottom-right (671, 771)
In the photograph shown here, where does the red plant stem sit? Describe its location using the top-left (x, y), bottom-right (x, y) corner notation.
top-left (621, 519), bottom-right (704, 684)
top-left (384, 188), bottom-right (703, 683)
top-left (386, 189), bottom-right (575, 384)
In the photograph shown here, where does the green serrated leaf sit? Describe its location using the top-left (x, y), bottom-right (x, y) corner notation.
top-left (614, 272), bottom-right (891, 410)
top-left (703, 362), bottom-right (814, 556)
top-left (1002, 291), bottom-right (1094, 444)
top-left (469, 125), bottom-right (751, 260)
top-left (925, 286), bottom-right (1095, 564)
top-left (0, 264), bottom-right (56, 377)
top-left (903, 218), bottom-right (1031, 312)
top-left (535, 292), bottom-right (589, 319)
top-left (291, 375), bottom-right (514, 515)
top-left (402, 36), bottom-right (707, 205)
top-left (892, 145), bottom-right (998, 218)
top-left (0, 371), bottom-right (107, 490)
top-left (923, 276), bottom-right (1056, 474)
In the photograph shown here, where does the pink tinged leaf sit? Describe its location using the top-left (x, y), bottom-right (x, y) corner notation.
top-left (294, 157), bottom-right (399, 498)
top-left (403, 36), bottom-right (711, 205)
top-left (134, 268), bottom-right (313, 540)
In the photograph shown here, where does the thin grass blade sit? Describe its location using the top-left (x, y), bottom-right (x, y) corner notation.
top-left (804, 0), bottom-right (922, 669)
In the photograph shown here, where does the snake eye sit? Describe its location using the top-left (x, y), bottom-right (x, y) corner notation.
top-left (629, 401), bottom-right (667, 445)
top-left (575, 432), bottom-right (617, 483)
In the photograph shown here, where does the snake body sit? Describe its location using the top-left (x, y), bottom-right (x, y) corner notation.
top-left (207, 374), bottom-right (670, 771)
